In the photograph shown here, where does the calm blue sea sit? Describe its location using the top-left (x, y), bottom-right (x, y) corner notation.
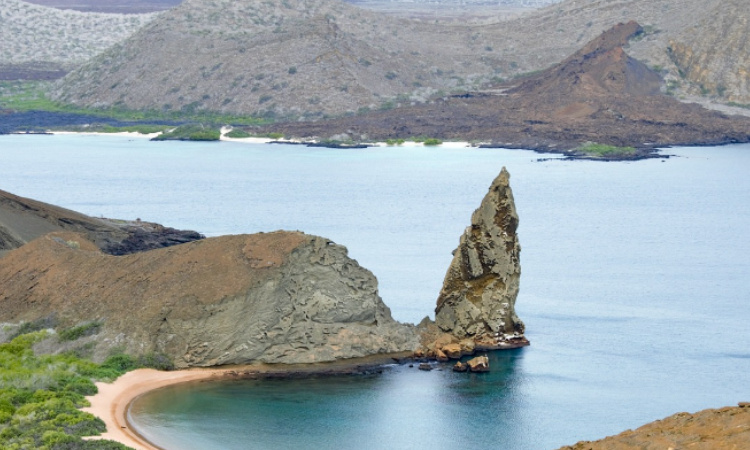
top-left (1, 135), bottom-right (749, 449)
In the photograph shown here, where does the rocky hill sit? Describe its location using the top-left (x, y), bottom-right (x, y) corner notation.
top-left (0, 230), bottom-right (418, 367)
top-left (667, 0), bottom-right (750, 104)
top-left (0, 188), bottom-right (202, 256)
top-left (50, 0), bottom-right (509, 118)
top-left (0, 0), bottom-right (157, 77)
top-left (50, 0), bottom-right (750, 117)
top-left (265, 22), bottom-right (750, 154)
top-left (560, 403), bottom-right (750, 450)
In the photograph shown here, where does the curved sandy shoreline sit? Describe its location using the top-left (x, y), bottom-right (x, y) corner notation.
top-left (82, 353), bottom-right (412, 450)
top-left (82, 367), bottom-right (230, 450)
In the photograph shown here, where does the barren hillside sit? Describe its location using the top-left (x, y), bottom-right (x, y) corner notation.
top-left (50, 0), bottom-right (734, 117)
top-left (51, 0), bottom-right (508, 118)
top-left (560, 404), bottom-right (750, 450)
top-left (667, 0), bottom-right (750, 104)
top-left (0, 0), bottom-right (157, 71)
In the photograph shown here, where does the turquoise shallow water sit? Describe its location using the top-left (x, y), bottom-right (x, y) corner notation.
top-left (1, 135), bottom-right (749, 449)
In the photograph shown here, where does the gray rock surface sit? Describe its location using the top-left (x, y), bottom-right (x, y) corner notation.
top-left (0, 230), bottom-right (418, 368)
top-left (434, 167), bottom-right (528, 349)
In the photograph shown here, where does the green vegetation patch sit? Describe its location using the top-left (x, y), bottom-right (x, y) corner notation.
top-left (0, 81), bottom-right (268, 127)
top-left (728, 102), bottom-right (750, 110)
top-left (575, 142), bottom-right (638, 158)
top-left (58, 323), bottom-right (101, 342)
top-left (0, 331), bottom-right (133, 449)
top-left (152, 124), bottom-right (221, 141)
top-left (422, 138), bottom-right (443, 146)
top-left (224, 128), bottom-right (252, 138)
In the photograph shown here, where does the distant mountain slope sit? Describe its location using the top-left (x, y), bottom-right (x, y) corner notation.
top-left (266, 22), bottom-right (750, 154)
top-left (0, 0), bottom-right (157, 69)
top-left (667, 0), bottom-right (750, 104)
top-left (51, 0), bottom-right (747, 116)
top-left (51, 0), bottom-right (509, 118)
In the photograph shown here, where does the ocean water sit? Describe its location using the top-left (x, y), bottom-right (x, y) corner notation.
top-left (1, 135), bottom-right (749, 449)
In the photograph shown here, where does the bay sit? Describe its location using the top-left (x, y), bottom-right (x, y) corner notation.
top-left (1, 135), bottom-right (749, 449)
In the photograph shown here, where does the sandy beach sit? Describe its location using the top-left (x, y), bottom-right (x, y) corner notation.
top-left (50, 130), bottom-right (164, 139)
top-left (81, 353), bottom-right (411, 450)
top-left (82, 367), bottom-right (231, 450)
top-left (48, 128), bottom-right (473, 148)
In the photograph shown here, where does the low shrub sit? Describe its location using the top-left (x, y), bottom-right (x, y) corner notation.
top-left (151, 124), bottom-right (220, 141)
top-left (575, 142), bottom-right (637, 157)
top-left (0, 332), bottom-right (132, 449)
top-left (58, 323), bottom-right (101, 342)
top-left (224, 128), bottom-right (252, 138)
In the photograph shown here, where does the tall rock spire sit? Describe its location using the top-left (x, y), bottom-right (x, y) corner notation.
top-left (435, 167), bottom-right (528, 349)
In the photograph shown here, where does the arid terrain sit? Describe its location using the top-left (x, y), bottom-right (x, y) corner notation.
top-left (0, 0), bottom-right (157, 78)
top-left (262, 22), bottom-right (750, 156)
top-left (49, 0), bottom-right (748, 118)
top-left (560, 404), bottom-right (750, 450)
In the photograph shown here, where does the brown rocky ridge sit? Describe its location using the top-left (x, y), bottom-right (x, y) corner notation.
top-left (0, 188), bottom-right (203, 257)
top-left (559, 403), bottom-right (750, 450)
top-left (0, 229), bottom-right (418, 367)
top-left (265, 21), bottom-right (750, 157)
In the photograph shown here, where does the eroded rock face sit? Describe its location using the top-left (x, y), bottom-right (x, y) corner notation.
top-left (667, 1), bottom-right (750, 103)
top-left (0, 231), bottom-right (417, 368)
top-left (434, 167), bottom-right (527, 349)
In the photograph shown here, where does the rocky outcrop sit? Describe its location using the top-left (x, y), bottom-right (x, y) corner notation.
top-left (667, 0), bottom-right (750, 103)
top-left (0, 189), bottom-right (203, 257)
top-left (0, 230), bottom-right (417, 368)
top-left (466, 356), bottom-right (489, 373)
top-left (560, 403), bottom-right (750, 450)
top-left (434, 168), bottom-right (528, 350)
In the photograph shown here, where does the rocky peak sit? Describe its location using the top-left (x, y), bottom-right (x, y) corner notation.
top-left (509, 21), bottom-right (662, 98)
top-left (434, 167), bottom-right (528, 350)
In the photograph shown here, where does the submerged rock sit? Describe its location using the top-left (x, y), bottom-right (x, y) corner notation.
top-left (434, 167), bottom-right (528, 350)
top-left (0, 230), bottom-right (418, 368)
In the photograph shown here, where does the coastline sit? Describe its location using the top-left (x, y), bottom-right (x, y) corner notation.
top-left (82, 367), bottom-right (229, 450)
top-left (82, 353), bottom-right (413, 450)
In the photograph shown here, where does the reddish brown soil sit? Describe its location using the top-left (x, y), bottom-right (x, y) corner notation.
top-left (560, 404), bottom-right (750, 450)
